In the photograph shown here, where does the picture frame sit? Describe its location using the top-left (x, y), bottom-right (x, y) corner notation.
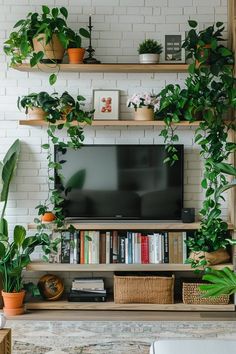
top-left (93, 90), bottom-right (120, 120)
top-left (161, 33), bottom-right (185, 63)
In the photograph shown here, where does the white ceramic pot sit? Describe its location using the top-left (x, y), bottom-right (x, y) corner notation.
top-left (134, 107), bottom-right (154, 121)
top-left (139, 53), bottom-right (160, 64)
top-left (0, 313), bottom-right (6, 329)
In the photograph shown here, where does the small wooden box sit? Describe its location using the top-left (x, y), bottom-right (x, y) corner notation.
top-left (0, 329), bottom-right (11, 354)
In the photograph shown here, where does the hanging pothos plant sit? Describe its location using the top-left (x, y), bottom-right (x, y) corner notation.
top-left (156, 20), bottom-right (236, 267)
top-left (18, 91), bottom-right (94, 231)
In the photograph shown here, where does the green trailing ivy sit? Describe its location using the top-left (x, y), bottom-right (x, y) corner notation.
top-left (156, 20), bottom-right (236, 267)
top-left (18, 91), bottom-right (94, 230)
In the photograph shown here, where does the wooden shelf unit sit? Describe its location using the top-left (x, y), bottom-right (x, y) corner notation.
top-left (26, 262), bottom-right (234, 272)
top-left (25, 300), bottom-right (235, 312)
top-left (19, 119), bottom-right (201, 127)
top-left (14, 63), bottom-right (189, 73)
top-left (27, 221), bottom-right (234, 231)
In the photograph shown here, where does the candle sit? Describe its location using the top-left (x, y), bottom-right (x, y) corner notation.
top-left (89, 14), bottom-right (92, 27)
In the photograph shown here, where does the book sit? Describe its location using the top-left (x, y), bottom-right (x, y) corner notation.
top-left (112, 231), bottom-right (118, 263)
top-left (119, 233), bottom-right (126, 263)
top-left (70, 232), bottom-right (74, 264)
top-left (84, 230), bottom-right (90, 264)
top-left (105, 231), bottom-right (110, 264)
top-left (99, 232), bottom-right (106, 264)
top-left (169, 232), bottom-right (183, 263)
top-left (148, 233), bottom-right (155, 264)
top-left (80, 231), bottom-right (85, 264)
top-left (127, 232), bottom-right (133, 264)
top-left (61, 231), bottom-right (71, 263)
top-left (49, 231), bottom-right (61, 263)
top-left (141, 235), bottom-right (149, 264)
top-left (163, 232), bottom-right (169, 263)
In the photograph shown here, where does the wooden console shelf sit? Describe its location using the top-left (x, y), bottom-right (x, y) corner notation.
top-left (26, 262), bottom-right (234, 272)
top-left (19, 119), bottom-right (201, 127)
top-left (25, 300), bottom-right (235, 312)
top-left (27, 221), bottom-right (234, 230)
top-left (14, 63), bottom-right (189, 73)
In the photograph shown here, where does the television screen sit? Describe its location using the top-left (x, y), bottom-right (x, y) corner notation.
top-left (55, 145), bottom-right (184, 220)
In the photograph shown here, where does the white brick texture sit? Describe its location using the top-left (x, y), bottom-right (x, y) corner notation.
top-left (0, 0), bottom-right (229, 236)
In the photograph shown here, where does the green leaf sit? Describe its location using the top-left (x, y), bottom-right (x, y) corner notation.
top-left (42, 5), bottom-right (50, 15)
top-left (201, 178), bottom-right (207, 189)
top-left (60, 7), bottom-right (68, 19)
top-left (52, 8), bottom-right (59, 18)
top-left (49, 73), bottom-right (57, 86)
top-left (13, 19), bottom-right (25, 28)
top-left (79, 28), bottom-right (90, 39)
top-left (0, 218), bottom-right (8, 239)
top-left (42, 144), bottom-right (50, 149)
top-left (14, 225), bottom-right (26, 247)
top-left (188, 20), bottom-right (198, 28)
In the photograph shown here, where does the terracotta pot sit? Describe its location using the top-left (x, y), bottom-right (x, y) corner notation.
top-left (2, 290), bottom-right (25, 316)
top-left (196, 44), bottom-right (211, 67)
top-left (134, 107), bottom-right (154, 121)
top-left (68, 48), bottom-right (85, 64)
top-left (33, 34), bottom-right (65, 63)
top-left (41, 212), bottom-right (56, 223)
top-left (27, 107), bottom-right (47, 120)
top-left (189, 248), bottom-right (230, 265)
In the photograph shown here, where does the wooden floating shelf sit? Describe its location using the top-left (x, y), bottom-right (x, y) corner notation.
top-left (26, 262), bottom-right (234, 272)
top-left (27, 221), bottom-right (234, 231)
top-left (19, 119), bottom-right (201, 127)
top-left (25, 300), bottom-right (235, 312)
top-left (14, 63), bottom-right (189, 73)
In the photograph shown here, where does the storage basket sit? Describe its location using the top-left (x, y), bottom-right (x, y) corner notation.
top-left (114, 275), bottom-right (174, 304)
top-left (182, 282), bottom-right (230, 305)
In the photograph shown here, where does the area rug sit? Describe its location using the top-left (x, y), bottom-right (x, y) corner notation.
top-left (8, 320), bottom-right (236, 354)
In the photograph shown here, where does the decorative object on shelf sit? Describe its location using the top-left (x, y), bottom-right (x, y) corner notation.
top-left (157, 20), bottom-right (236, 268)
top-left (0, 314), bottom-right (6, 329)
top-left (38, 274), bottom-right (64, 300)
top-left (182, 282), bottom-right (229, 305)
top-left (138, 39), bottom-right (163, 64)
top-left (163, 33), bottom-right (185, 63)
top-left (3, 5), bottom-right (72, 84)
top-left (41, 211), bottom-right (56, 223)
top-left (127, 92), bottom-right (159, 121)
top-left (17, 92), bottom-right (52, 121)
top-left (114, 275), bottom-right (174, 304)
top-left (65, 27), bottom-right (90, 64)
top-left (83, 14), bottom-right (100, 64)
top-left (189, 249), bottom-right (230, 266)
top-left (93, 90), bottom-right (119, 120)
top-left (181, 208), bottom-right (195, 223)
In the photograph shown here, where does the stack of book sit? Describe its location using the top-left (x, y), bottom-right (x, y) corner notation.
top-left (49, 230), bottom-right (194, 265)
top-left (68, 277), bottom-right (107, 302)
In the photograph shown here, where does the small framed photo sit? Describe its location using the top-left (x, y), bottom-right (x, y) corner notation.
top-left (162, 33), bottom-right (185, 63)
top-left (93, 90), bottom-right (120, 120)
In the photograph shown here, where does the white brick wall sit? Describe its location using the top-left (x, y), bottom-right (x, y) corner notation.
top-left (0, 0), bottom-right (229, 241)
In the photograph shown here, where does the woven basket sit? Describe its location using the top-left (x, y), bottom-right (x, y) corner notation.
top-left (182, 282), bottom-right (230, 305)
top-left (114, 275), bottom-right (174, 304)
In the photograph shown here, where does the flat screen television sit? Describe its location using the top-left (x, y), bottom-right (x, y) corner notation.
top-left (55, 144), bottom-right (184, 220)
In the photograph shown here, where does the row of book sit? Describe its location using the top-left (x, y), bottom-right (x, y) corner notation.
top-left (50, 230), bottom-right (193, 265)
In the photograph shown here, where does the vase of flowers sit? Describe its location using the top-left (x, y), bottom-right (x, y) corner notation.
top-left (127, 93), bottom-right (159, 121)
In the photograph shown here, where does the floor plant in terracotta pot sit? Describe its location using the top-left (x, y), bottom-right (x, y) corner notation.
top-left (65, 28), bottom-right (90, 64)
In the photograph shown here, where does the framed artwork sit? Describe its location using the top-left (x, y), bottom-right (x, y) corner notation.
top-left (162, 33), bottom-right (185, 63)
top-left (93, 90), bottom-right (120, 120)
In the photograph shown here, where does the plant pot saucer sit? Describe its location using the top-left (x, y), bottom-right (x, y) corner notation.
top-left (3, 306), bottom-right (24, 316)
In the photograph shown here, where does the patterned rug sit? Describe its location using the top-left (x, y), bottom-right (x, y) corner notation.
top-left (8, 320), bottom-right (236, 354)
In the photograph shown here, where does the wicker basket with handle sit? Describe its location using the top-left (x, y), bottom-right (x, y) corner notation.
top-left (114, 275), bottom-right (175, 304)
top-left (182, 282), bottom-right (229, 305)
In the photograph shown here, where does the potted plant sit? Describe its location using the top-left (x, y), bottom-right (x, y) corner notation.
top-left (65, 28), bottom-right (90, 64)
top-left (138, 39), bottom-right (163, 64)
top-left (182, 20), bottom-right (233, 70)
top-left (17, 92), bottom-right (59, 120)
top-left (127, 92), bottom-right (159, 121)
top-left (4, 5), bottom-right (70, 84)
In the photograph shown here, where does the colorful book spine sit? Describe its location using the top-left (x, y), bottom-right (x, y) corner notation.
top-left (105, 231), bottom-right (110, 264)
top-left (80, 231), bottom-right (85, 264)
top-left (112, 231), bottom-right (118, 263)
top-left (141, 235), bottom-right (149, 264)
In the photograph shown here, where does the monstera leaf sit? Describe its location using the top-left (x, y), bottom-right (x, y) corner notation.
top-left (199, 267), bottom-right (236, 297)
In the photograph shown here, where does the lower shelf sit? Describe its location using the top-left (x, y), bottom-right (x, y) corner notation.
top-left (25, 300), bottom-right (235, 312)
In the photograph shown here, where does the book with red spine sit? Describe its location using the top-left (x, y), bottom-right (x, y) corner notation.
top-left (80, 231), bottom-right (85, 264)
top-left (141, 235), bottom-right (149, 264)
